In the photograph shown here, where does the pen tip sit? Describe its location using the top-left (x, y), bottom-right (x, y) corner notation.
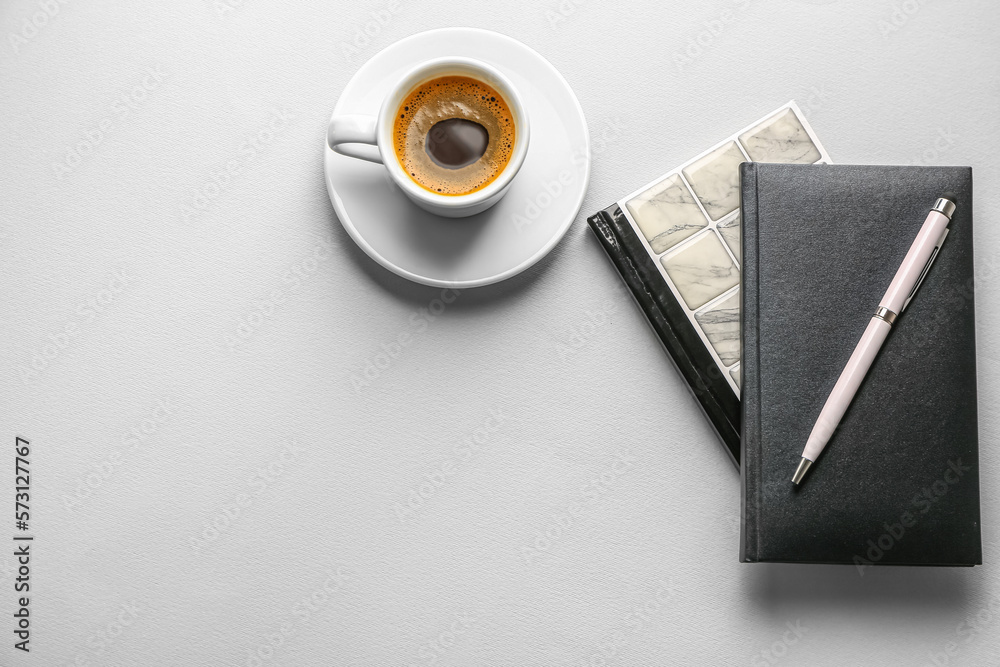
top-left (791, 457), bottom-right (813, 485)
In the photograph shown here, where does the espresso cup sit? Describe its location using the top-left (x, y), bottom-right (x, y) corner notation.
top-left (327, 57), bottom-right (530, 218)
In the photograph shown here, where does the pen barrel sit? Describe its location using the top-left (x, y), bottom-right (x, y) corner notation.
top-left (802, 317), bottom-right (892, 461)
top-left (880, 210), bottom-right (951, 313)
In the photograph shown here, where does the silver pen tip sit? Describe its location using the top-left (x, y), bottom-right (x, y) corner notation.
top-left (791, 457), bottom-right (813, 485)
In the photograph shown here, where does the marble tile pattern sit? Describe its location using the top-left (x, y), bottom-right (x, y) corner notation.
top-left (717, 212), bottom-right (741, 262)
top-left (661, 231), bottom-right (739, 310)
top-left (681, 141), bottom-right (746, 221)
top-left (618, 104), bottom-right (829, 394)
top-left (738, 108), bottom-right (821, 163)
top-left (695, 289), bottom-right (740, 366)
top-left (626, 174), bottom-right (707, 254)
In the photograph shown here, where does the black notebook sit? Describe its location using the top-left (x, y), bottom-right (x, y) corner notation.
top-left (741, 164), bottom-right (981, 567)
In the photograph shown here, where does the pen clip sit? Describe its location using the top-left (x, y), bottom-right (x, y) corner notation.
top-left (901, 227), bottom-right (949, 313)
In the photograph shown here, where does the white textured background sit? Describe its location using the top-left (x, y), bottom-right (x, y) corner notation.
top-left (2, 1), bottom-right (998, 665)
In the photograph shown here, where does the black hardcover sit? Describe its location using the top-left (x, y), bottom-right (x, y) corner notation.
top-left (588, 206), bottom-right (740, 466)
top-left (740, 163), bottom-right (981, 566)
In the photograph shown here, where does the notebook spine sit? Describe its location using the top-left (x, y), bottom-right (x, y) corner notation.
top-left (739, 164), bottom-right (761, 563)
top-left (587, 206), bottom-right (741, 467)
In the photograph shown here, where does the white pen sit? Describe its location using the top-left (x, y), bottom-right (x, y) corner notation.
top-left (792, 197), bottom-right (956, 485)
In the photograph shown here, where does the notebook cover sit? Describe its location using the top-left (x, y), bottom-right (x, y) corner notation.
top-left (588, 206), bottom-right (741, 466)
top-left (740, 163), bottom-right (981, 566)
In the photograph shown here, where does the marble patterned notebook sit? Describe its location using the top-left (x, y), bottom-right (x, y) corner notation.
top-left (587, 102), bottom-right (832, 466)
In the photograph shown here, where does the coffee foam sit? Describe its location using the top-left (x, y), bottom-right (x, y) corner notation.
top-left (392, 75), bottom-right (515, 196)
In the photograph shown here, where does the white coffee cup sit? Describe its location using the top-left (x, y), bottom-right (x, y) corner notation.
top-left (327, 57), bottom-right (529, 218)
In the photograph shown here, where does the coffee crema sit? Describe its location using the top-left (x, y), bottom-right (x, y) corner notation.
top-left (392, 75), bottom-right (515, 196)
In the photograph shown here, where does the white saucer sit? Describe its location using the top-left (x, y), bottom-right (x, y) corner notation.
top-left (324, 28), bottom-right (591, 288)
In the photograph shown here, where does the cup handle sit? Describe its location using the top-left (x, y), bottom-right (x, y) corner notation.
top-left (327, 115), bottom-right (381, 164)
